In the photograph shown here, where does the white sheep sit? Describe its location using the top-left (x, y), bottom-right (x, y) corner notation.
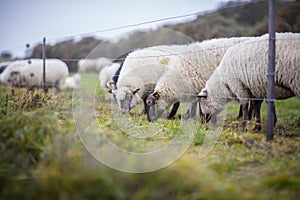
top-left (197, 32), bottom-right (300, 129)
top-left (146, 37), bottom-right (254, 121)
top-left (61, 73), bottom-right (81, 90)
top-left (115, 45), bottom-right (185, 114)
top-left (96, 57), bottom-right (112, 73)
top-left (9, 58), bottom-right (69, 91)
top-left (0, 60), bottom-right (30, 86)
top-left (116, 64), bottom-right (168, 114)
top-left (99, 62), bottom-right (121, 100)
top-left (78, 57), bottom-right (111, 73)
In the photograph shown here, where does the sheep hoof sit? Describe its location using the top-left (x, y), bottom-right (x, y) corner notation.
top-left (253, 124), bottom-right (262, 133)
top-left (241, 121), bottom-right (249, 132)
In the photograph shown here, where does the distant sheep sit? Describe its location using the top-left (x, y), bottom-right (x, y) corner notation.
top-left (61, 73), bottom-right (81, 90)
top-left (9, 58), bottom-right (69, 91)
top-left (78, 57), bottom-right (111, 73)
top-left (147, 37), bottom-right (253, 121)
top-left (0, 60), bottom-right (31, 86)
top-left (197, 32), bottom-right (300, 130)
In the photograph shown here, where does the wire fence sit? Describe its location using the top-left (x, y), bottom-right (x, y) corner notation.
top-left (10, 36), bottom-right (298, 103)
top-left (1, 0), bottom-right (299, 139)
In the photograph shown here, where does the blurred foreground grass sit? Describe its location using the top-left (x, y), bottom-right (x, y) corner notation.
top-left (0, 75), bottom-right (300, 200)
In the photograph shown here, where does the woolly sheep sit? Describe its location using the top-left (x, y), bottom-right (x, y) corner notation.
top-left (0, 60), bottom-right (30, 85)
top-left (118, 45), bottom-right (182, 78)
top-left (78, 57), bottom-right (111, 73)
top-left (197, 32), bottom-right (300, 129)
top-left (99, 62), bottom-right (121, 100)
top-left (9, 58), bottom-right (69, 91)
top-left (116, 64), bottom-right (168, 115)
top-left (61, 73), bottom-right (81, 90)
top-left (147, 37), bottom-right (254, 121)
top-left (115, 45), bottom-right (185, 114)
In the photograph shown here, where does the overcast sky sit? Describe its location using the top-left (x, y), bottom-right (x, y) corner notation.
top-left (0, 0), bottom-right (232, 58)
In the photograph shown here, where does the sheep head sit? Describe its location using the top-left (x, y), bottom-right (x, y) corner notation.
top-left (197, 88), bottom-right (227, 117)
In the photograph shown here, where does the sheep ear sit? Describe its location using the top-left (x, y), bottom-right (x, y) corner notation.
top-left (197, 89), bottom-right (208, 98)
top-left (132, 88), bottom-right (140, 94)
top-left (153, 92), bottom-right (160, 100)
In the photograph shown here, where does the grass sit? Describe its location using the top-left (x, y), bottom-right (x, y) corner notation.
top-left (0, 74), bottom-right (300, 200)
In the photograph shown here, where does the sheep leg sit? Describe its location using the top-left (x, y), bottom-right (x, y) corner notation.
top-left (167, 102), bottom-right (180, 119)
top-left (248, 100), bottom-right (256, 120)
top-left (252, 100), bottom-right (263, 132)
top-left (241, 102), bottom-right (249, 131)
top-left (237, 104), bottom-right (243, 119)
top-left (143, 97), bottom-right (150, 115)
top-left (199, 102), bottom-right (211, 124)
top-left (186, 101), bottom-right (197, 120)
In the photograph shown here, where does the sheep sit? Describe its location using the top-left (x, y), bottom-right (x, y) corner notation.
top-left (78, 57), bottom-right (111, 73)
top-left (197, 32), bottom-right (300, 130)
top-left (115, 45), bottom-right (185, 115)
top-left (96, 57), bottom-right (113, 73)
top-left (116, 64), bottom-right (168, 115)
top-left (99, 62), bottom-right (121, 100)
top-left (108, 50), bottom-right (135, 92)
top-left (9, 58), bottom-right (69, 91)
top-left (146, 37), bottom-right (254, 122)
top-left (61, 73), bottom-right (82, 90)
top-left (0, 60), bottom-right (30, 86)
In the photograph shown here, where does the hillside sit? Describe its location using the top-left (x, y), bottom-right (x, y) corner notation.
top-left (29, 0), bottom-right (300, 72)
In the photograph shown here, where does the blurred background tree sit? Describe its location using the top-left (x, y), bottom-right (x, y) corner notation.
top-left (28, 0), bottom-right (299, 72)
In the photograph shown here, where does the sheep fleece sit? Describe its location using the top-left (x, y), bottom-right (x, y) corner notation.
top-left (153, 37), bottom-right (253, 112)
top-left (200, 32), bottom-right (300, 115)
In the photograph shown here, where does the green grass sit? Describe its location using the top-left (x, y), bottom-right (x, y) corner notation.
top-left (0, 75), bottom-right (300, 200)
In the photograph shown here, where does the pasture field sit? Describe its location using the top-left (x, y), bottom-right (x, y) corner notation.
top-left (0, 74), bottom-right (300, 200)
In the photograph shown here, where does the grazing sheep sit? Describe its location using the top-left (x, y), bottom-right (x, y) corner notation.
top-left (115, 45), bottom-right (185, 115)
top-left (78, 57), bottom-right (111, 73)
top-left (61, 73), bottom-right (82, 90)
top-left (147, 37), bottom-right (253, 121)
top-left (118, 45), bottom-right (182, 78)
top-left (0, 60), bottom-right (30, 86)
top-left (116, 64), bottom-right (168, 115)
top-left (197, 32), bottom-right (300, 130)
top-left (9, 58), bottom-right (69, 91)
top-left (99, 62), bottom-right (121, 100)
top-left (109, 50), bottom-right (135, 92)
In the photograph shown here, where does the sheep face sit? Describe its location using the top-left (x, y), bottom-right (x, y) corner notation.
top-left (116, 87), bottom-right (142, 113)
top-left (197, 88), bottom-right (227, 116)
top-left (10, 71), bottom-right (26, 87)
top-left (146, 91), bottom-right (172, 121)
